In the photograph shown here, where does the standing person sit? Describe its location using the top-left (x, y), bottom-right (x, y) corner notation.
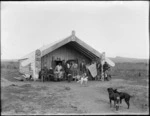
top-left (66, 62), bottom-right (72, 82)
top-left (71, 62), bottom-right (75, 79)
top-left (103, 62), bottom-right (110, 81)
top-left (74, 62), bottom-right (78, 81)
top-left (80, 60), bottom-right (86, 75)
top-left (65, 62), bottom-right (70, 80)
top-left (96, 60), bottom-right (101, 80)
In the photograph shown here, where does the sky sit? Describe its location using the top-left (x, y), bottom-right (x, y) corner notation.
top-left (1, 1), bottom-right (149, 60)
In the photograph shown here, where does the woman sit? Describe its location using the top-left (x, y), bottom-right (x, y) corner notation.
top-left (54, 63), bottom-right (63, 81)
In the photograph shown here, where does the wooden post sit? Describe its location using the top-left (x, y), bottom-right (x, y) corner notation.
top-left (34, 49), bottom-right (41, 81)
top-left (101, 52), bottom-right (105, 81)
top-left (101, 61), bottom-right (104, 81)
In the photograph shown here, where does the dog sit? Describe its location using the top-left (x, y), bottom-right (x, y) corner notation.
top-left (74, 75), bottom-right (81, 81)
top-left (77, 73), bottom-right (88, 86)
top-left (107, 88), bottom-right (120, 111)
top-left (113, 88), bottom-right (133, 109)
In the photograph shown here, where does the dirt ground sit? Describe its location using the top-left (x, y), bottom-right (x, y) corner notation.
top-left (1, 75), bottom-right (149, 115)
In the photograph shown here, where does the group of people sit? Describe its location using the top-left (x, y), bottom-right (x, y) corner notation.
top-left (96, 60), bottom-right (111, 81)
top-left (38, 66), bottom-right (54, 82)
top-left (38, 59), bottom-right (111, 82)
top-left (38, 60), bottom-right (88, 82)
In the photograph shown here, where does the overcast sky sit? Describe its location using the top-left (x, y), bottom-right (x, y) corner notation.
top-left (1, 1), bottom-right (149, 60)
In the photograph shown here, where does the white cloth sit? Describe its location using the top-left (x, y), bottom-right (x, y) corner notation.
top-left (87, 63), bottom-right (97, 78)
top-left (56, 65), bottom-right (62, 72)
top-left (67, 63), bottom-right (70, 68)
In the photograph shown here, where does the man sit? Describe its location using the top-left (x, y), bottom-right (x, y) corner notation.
top-left (97, 60), bottom-right (102, 80)
top-left (67, 67), bottom-right (72, 82)
top-left (43, 65), bottom-right (48, 81)
top-left (65, 62), bottom-right (72, 82)
top-left (80, 60), bottom-right (86, 74)
top-left (103, 62), bottom-right (110, 81)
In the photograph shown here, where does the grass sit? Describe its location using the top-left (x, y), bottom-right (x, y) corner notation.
top-left (109, 62), bottom-right (149, 86)
top-left (1, 61), bottom-right (149, 114)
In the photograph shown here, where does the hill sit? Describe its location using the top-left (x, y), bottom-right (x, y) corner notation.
top-left (1, 59), bottom-right (18, 62)
top-left (109, 56), bottom-right (149, 63)
top-left (1, 59), bottom-right (19, 69)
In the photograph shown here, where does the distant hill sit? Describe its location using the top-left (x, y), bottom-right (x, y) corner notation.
top-left (1, 57), bottom-right (149, 64)
top-left (109, 56), bottom-right (149, 63)
top-left (1, 59), bottom-right (18, 62)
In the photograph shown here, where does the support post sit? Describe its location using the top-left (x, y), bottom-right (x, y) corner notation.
top-left (33, 49), bottom-right (41, 81)
top-left (101, 52), bottom-right (105, 81)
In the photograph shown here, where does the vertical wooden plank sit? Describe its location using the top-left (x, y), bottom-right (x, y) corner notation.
top-left (41, 56), bottom-right (43, 69)
top-left (46, 54), bottom-right (48, 68)
top-left (44, 56), bottom-right (46, 66)
top-left (47, 53), bottom-right (49, 69)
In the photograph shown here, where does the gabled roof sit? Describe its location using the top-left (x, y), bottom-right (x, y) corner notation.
top-left (42, 34), bottom-right (102, 60)
top-left (21, 31), bottom-right (102, 60)
top-left (20, 31), bottom-right (115, 66)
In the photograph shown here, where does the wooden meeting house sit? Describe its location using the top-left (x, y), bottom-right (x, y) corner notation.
top-left (19, 31), bottom-right (115, 81)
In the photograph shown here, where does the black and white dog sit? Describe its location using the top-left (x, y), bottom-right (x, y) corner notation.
top-left (113, 88), bottom-right (133, 109)
top-left (107, 88), bottom-right (120, 111)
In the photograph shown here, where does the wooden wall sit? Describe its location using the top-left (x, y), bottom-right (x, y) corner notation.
top-left (41, 44), bottom-right (91, 69)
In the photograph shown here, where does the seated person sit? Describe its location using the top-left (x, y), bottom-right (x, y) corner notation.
top-left (47, 67), bottom-right (54, 81)
top-left (54, 63), bottom-right (63, 80)
top-left (39, 68), bottom-right (46, 82)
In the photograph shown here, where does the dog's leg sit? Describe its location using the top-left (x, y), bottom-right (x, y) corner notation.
top-left (81, 80), bottom-right (83, 86)
top-left (116, 97), bottom-right (120, 111)
top-left (83, 81), bottom-right (85, 87)
top-left (84, 80), bottom-right (87, 86)
top-left (116, 102), bottom-right (119, 111)
top-left (114, 101), bottom-right (116, 108)
top-left (125, 99), bottom-right (130, 109)
top-left (120, 98), bottom-right (122, 104)
top-left (110, 99), bottom-right (112, 107)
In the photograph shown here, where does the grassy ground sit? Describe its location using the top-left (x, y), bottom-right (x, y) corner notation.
top-left (1, 61), bottom-right (149, 115)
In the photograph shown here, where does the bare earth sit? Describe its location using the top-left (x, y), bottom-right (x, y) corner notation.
top-left (1, 76), bottom-right (149, 115)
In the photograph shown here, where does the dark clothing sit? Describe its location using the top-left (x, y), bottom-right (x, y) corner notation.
top-left (67, 68), bottom-right (72, 82)
top-left (40, 69), bottom-right (47, 82)
top-left (48, 69), bottom-right (53, 74)
top-left (80, 63), bottom-right (86, 74)
top-left (43, 67), bottom-right (48, 74)
top-left (47, 69), bottom-right (54, 80)
top-left (39, 71), bottom-right (42, 79)
top-left (96, 63), bottom-right (101, 77)
top-left (103, 62), bottom-right (110, 72)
